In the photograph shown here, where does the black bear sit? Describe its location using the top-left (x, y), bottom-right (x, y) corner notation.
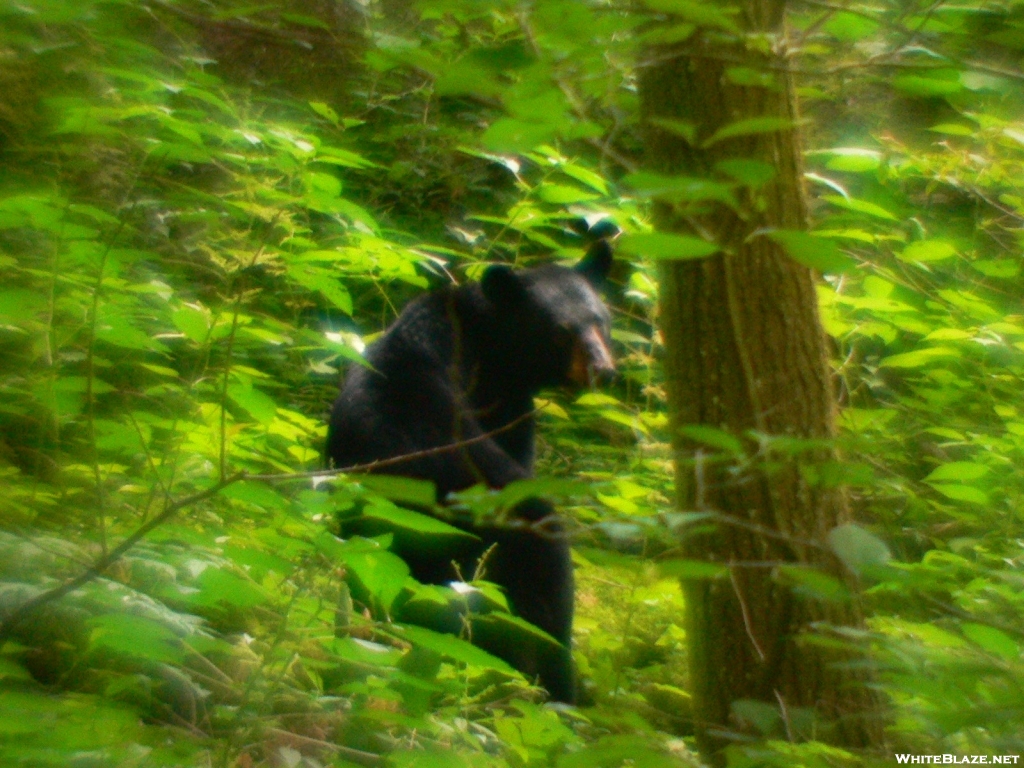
top-left (326, 231), bottom-right (615, 703)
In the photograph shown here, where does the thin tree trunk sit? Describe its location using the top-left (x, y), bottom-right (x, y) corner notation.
top-left (638, 1), bottom-right (882, 761)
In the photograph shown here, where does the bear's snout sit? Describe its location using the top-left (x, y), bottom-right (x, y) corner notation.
top-left (569, 325), bottom-right (616, 387)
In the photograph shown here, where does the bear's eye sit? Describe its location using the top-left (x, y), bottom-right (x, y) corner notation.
top-left (552, 324), bottom-right (574, 349)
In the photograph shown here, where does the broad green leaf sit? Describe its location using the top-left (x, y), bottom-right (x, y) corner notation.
top-left (88, 613), bottom-right (184, 663)
top-left (649, 117), bottom-right (697, 144)
top-left (359, 475), bottom-right (437, 508)
top-left (777, 565), bottom-right (851, 602)
top-left (703, 117), bottom-right (798, 146)
top-left (879, 347), bottom-right (961, 368)
top-left (597, 408), bottom-right (649, 434)
top-left (618, 232), bottom-right (719, 260)
top-left (483, 118), bottom-right (558, 153)
top-left (287, 264), bottom-right (353, 314)
top-left (961, 623), bottom-right (1019, 660)
top-left (221, 481), bottom-right (288, 509)
top-left (281, 12), bottom-right (330, 29)
top-left (342, 545), bottom-right (410, 612)
top-left (898, 240), bottom-right (957, 262)
top-left (658, 559), bottom-right (728, 579)
top-left (597, 492), bottom-right (639, 515)
top-left (575, 392), bottom-right (623, 407)
top-left (892, 70), bottom-right (963, 97)
top-left (824, 195), bottom-right (898, 221)
top-left (227, 381), bottom-right (277, 425)
top-left (827, 524), bottom-right (891, 576)
top-left (309, 101), bottom-right (340, 124)
top-left (622, 172), bottom-right (736, 204)
top-left (394, 625), bottom-right (517, 674)
top-left (767, 230), bottom-right (857, 273)
top-left (360, 500), bottom-right (477, 539)
top-left (924, 462), bottom-right (989, 482)
top-left (559, 163), bottom-right (609, 194)
top-left (929, 483), bottom-right (989, 505)
top-left (331, 636), bottom-right (402, 666)
top-left (536, 184), bottom-right (599, 204)
top-left (641, 1), bottom-right (740, 33)
top-left (679, 425), bottom-right (744, 454)
top-left (929, 123), bottom-right (974, 136)
top-left (714, 158), bottom-right (776, 187)
top-left (172, 305), bottom-right (210, 343)
top-left (972, 259), bottom-right (1019, 278)
top-left (192, 568), bottom-right (268, 608)
top-left (473, 612), bottom-right (563, 648)
top-left (820, 148), bottom-right (882, 173)
top-left (825, 12), bottom-right (880, 41)
top-left (389, 749), bottom-right (472, 768)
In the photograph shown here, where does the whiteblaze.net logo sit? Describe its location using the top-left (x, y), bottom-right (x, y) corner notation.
top-left (895, 757), bottom-right (1020, 765)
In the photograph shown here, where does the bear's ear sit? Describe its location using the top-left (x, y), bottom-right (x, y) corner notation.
top-left (575, 239), bottom-right (613, 287)
top-left (482, 264), bottom-right (527, 305)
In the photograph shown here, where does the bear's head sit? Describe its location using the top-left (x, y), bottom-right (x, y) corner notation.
top-left (480, 242), bottom-right (616, 390)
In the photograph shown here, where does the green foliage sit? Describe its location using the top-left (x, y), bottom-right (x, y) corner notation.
top-left (3, 0), bottom-right (1024, 765)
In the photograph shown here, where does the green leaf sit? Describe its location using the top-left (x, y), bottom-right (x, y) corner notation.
top-left (679, 424), bottom-right (744, 454)
top-left (342, 544), bottom-right (410, 612)
top-left (714, 158), bottom-right (776, 187)
top-left (394, 624), bottom-right (517, 674)
top-left (825, 12), bottom-right (880, 41)
top-left (892, 70), bottom-right (963, 97)
top-left (473, 612), bottom-right (563, 648)
top-left (827, 524), bottom-right (891, 576)
top-left (172, 305), bottom-right (210, 343)
top-left (961, 623), bottom-right (1019, 660)
top-left (925, 462), bottom-right (989, 483)
top-left (808, 147), bottom-right (882, 172)
top-left (898, 240), bottom-right (957, 262)
top-left (777, 565), bottom-right (851, 602)
top-left (929, 484), bottom-right (989, 505)
top-left (359, 475), bottom-right (437, 508)
top-left (287, 264), bottom-right (353, 314)
top-left (972, 259), bottom-right (1019, 278)
top-left (389, 749), bottom-right (472, 768)
top-left (536, 183), bottom-right (599, 204)
top-left (192, 568), bottom-right (268, 608)
top-left (227, 381), bottom-right (277, 425)
top-left (88, 613), bottom-right (184, 663)
top-left (221, 481), bottom-right (288, 509)
top-left (483, 118), bottom-right (558, 153)
top-left (622, 172), bottom-right (736, 205)
top-left (307, 102), bottom-right (339, 124)
top-left (649, 117), bottom-right (697, 144)
top-left (824, 195), bottom-right (898, 220)
top-left (767, 230), bottom-right (857, 273)
top-left (331, 636), bottom-right (402, 667)
top-left (361, 500), bottom-right (477, 539)
top-left (560, 163), bottom-right (609, 194)
top-left (657, 559), bottom-right (728, 579)
top-left (618, 232), bottom-right (719, 260)
top-left (703, 117), bottom-right (798, 147)
top-left (316, 145), bottom-right (376, 169)
top-left (641, 0), bottom-right (740, 33)
top-left (879, 347), bottom-right (961, 368)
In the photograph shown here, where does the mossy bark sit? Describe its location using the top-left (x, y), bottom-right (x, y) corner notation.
top-left (639, 1), bottom-right (883, 762)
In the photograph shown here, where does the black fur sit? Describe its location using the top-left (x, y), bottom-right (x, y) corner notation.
top-left (327, 246), bottom-right (614, 702)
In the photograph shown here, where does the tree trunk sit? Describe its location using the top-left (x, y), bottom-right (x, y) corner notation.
top-left (638, 1), bottom-right (882, 761)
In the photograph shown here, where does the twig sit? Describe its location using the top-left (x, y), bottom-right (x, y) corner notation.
top-left (0, 473), bottom-right (243, 647)
top-left (265, 727), bottom-right (382, 766)
top-left (0, 408), bottom-right (547, 646)
top-left (249, 406), bottom-right (542, 483)
top-left (730, 563), bottom-right (766, 662)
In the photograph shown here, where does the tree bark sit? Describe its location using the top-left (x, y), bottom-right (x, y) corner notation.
top-left (638, 1), bottom-right (882, 761)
